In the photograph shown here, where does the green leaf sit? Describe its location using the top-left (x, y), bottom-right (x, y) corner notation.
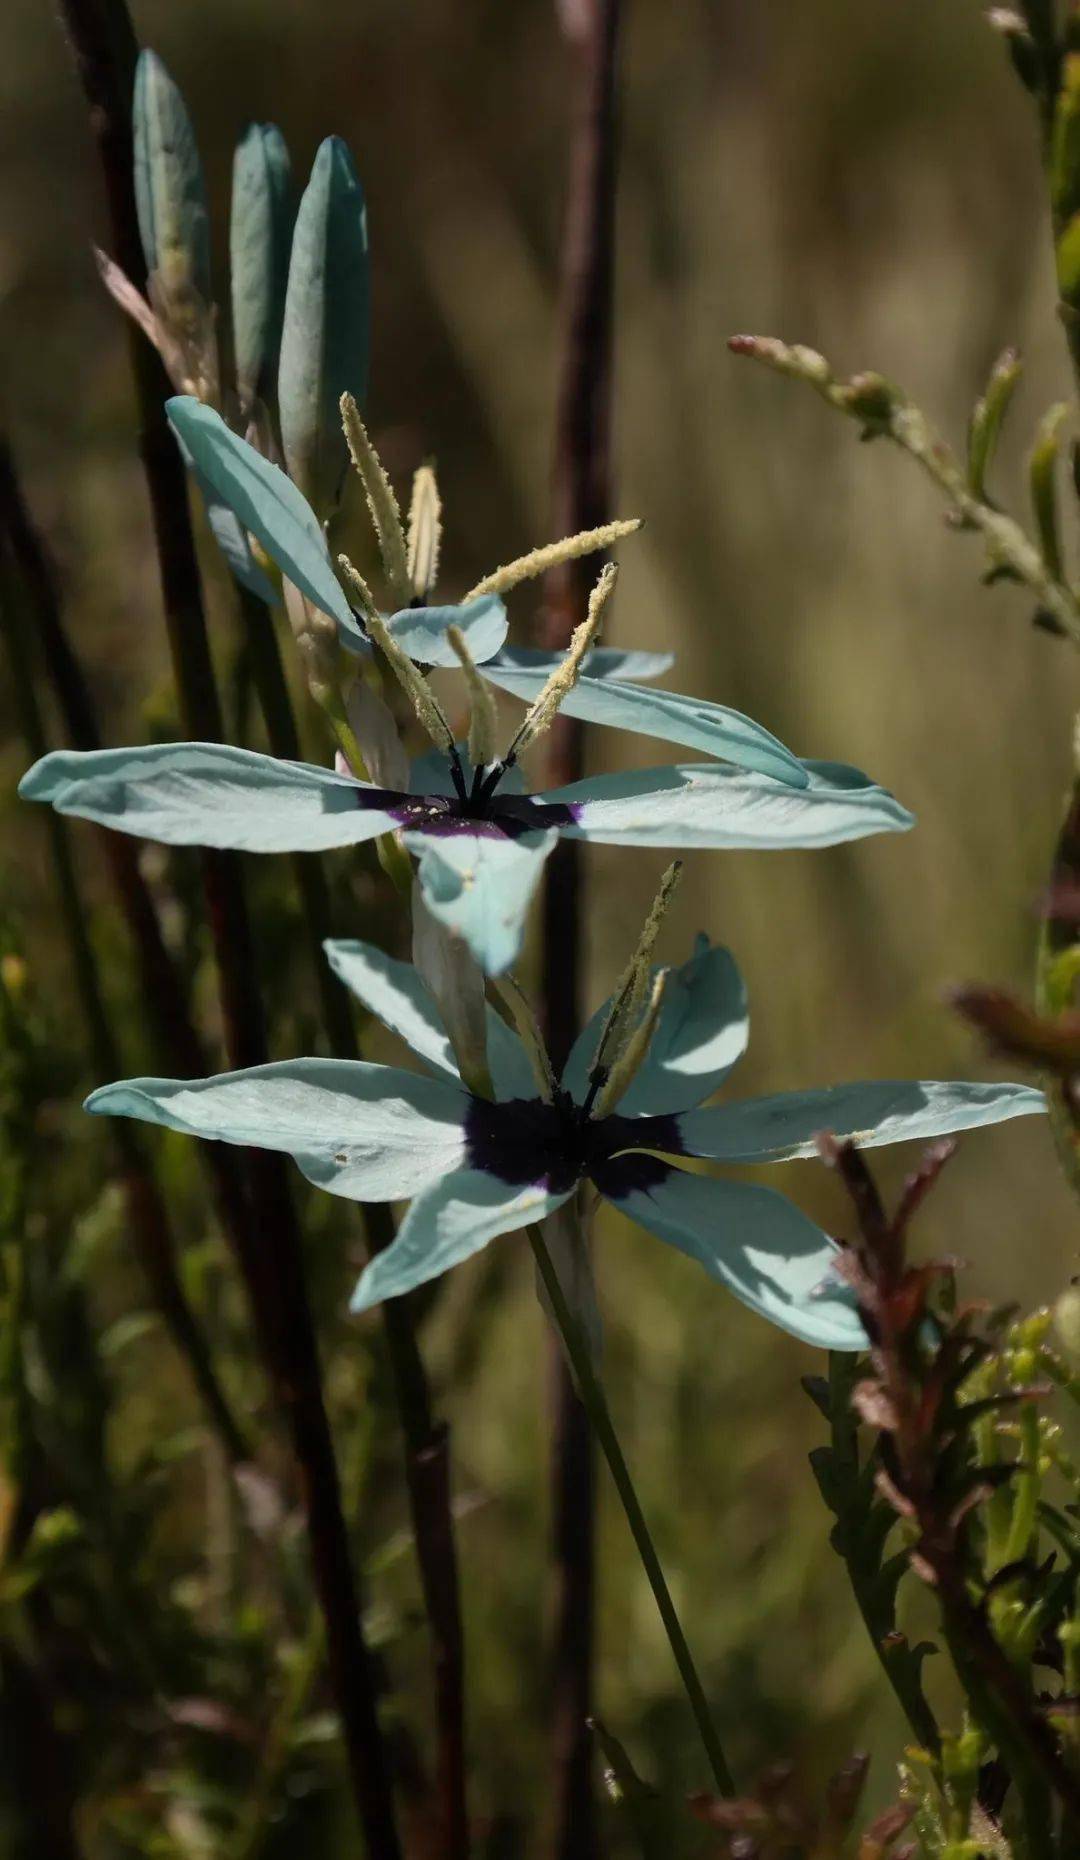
top-left (278, 136), bottom-right (370, 514)
top-left (230, 123), bottom-right (294, 406)
top-left (132, 49), bottom-right (211, 300)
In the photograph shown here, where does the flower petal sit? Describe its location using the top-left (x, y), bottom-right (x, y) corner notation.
top-left (20, 744), bottom-right (400, 852)
top-left (172, 424), bottom-right (277, 605)
top-left (480, 666), bottom-right (807, 786)
top-left (351, 1169), bottom-right (575, 1310)
top-left (599, 1166), bottom-right (864, 1350)
top-left (404, 826), bottom-right (559, 976)
top-left (86, 1060), bottom-right (468, 1201)
top-left (489, 644), bottom-right (673, 682)
top-left (676, 1079), bottom-right (1047, 1163)
top-left (385, 595), bottom-right (508, 666)
top-left (323, 937), bottom-right (536, 1095)
top-left (166, 396), bottom-right (366, 647)
top-left (546, 761), bottom-right (913, 848)
top-left (561, 936), bottom-right (749, 1114)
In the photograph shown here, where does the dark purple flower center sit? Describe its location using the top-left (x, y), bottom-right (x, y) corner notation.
top-left (464, 1092), bottom-right (684, 1197)
top-left (353, 784), bottom-right (577, 841)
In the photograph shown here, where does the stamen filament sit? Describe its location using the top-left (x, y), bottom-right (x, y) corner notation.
top-left (463, 518), bottom-right (642, 601)
top-left (337, 552), bottom-right (380, 623)
top-left (340, 393), bottom-right (412, 607)
top-left (448, 623), bottom-right (500, 769)
top-left (502, 562), bottom-right (618, 764)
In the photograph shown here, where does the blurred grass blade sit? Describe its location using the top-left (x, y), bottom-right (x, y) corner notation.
top-left (279, 136), bottom-right (370, 515)
top-left (1029, 402), bottom-right (1069, 581)
top-left (231, 123), bottom-right (294, 410)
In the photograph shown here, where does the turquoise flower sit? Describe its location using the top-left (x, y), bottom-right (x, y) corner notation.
top-left (82, 934), bottom-right (1045, 1351)
top-left (21, 733), bottom-right (911, 976)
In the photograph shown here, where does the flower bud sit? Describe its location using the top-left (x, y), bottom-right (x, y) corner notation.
top-left (279, 138), bottom-right (370, 516)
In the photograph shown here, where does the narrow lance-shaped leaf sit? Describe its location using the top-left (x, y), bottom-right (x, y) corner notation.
top-left (133, 49), bottom-right (211, 303)
top-left (231, 123), bottom-right (294, 408)
top-left (279, 136), bottom-right (370, 514)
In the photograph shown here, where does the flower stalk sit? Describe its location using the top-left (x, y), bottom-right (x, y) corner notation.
top-left (527, 1221), bottom-right (735, 1799)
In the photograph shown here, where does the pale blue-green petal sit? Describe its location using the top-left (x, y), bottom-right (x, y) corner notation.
top-left (480, 665), bottom-right (807, 786)
top-left (173, 426), bottom-right (276, 604)
top-left (200, 485), bottom-right (277, 603)
top-left (561, 937), bottom-right (749, 1115)
top-left (20, 744), bottom-right (398, 852)
top-left (86, 1060), bottom-right (468, 1202)
top-left (278, 136), bottom-right (369, 514)
top-left (404, 827), bottom-right (558, 976)
top-left (604, 1170), bottom-right (865, 1351)
top-left (351, 1169), bottom-right (574, 1311)
top-left (133, 50), bottom-right (211, 299)
top-left (548, 761), bottom-right (913, 848)
top-left (323, 937), bottom-right (536, 1096)
top-left (489, 645), bottom-right (673, 682)
top-left (166, 397), bottom-right (365, 646)
top-left (676, 1079), bottom-right (1047, 1164)
top-left (230, 122), bottom-right (294, 404)
top-left (385, 596), bottom-right (508, 667)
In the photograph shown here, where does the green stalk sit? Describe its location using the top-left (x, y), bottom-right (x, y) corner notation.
top-left (527, 1224), bottom-right (735, 1798)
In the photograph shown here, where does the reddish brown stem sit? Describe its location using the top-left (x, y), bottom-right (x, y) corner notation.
top-left (0, 528), bottom-right (249, 1468)
top-left (0, 435), bottom-right (254, 1273)
top-left (53, 3), bottom-right (402, 1849)
top-left (541, 3), bottom-right (622, 1853)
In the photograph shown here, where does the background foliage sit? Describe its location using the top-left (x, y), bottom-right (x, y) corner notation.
top-left (1, 0), bottom-right (1075, 1847)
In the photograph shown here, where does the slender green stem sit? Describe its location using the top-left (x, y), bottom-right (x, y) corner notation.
top-left (731, 335), bottom-right (1080, 645)
top-left (527, 1224), bottom-right (734, 1797)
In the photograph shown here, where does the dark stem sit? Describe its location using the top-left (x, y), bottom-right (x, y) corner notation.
top-left (237, 587), bottom-right (470, 1858)
top-left (541, 3), bottom-right (621, 1851)
top-left (0, 540), bottom-right (249, 1467)
top-left (0, 1643), bottom-right (84, 1860)
top-left (0, 433), bottom-right (256, 1305)
top-left (53, 3), bottom-right (402, 1849)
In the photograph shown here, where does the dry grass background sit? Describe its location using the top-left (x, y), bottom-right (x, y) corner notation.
top-left (2, 0), bottom-right (1078, 1834)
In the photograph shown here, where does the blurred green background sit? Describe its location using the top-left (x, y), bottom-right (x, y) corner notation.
top-left (2, 0), bottom-right (1078, 1851)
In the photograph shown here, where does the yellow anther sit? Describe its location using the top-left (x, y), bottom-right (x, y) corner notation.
top-left (407, 464), bottom-right (442, 599)
top-left (353, 587), bottom-right (456, 754)
top-left (588, 862), bottom-right (683, 1094)
top-left (337, 552), bottom-right (380, 622)
top-left (505, 562), bottom-right (618, 762)
top-left (340, 393), bottom-right (412, 606)
top-left (593, 969), bottom-right (669, 1119)
top-left (464, 518), bottom-right (642, 601)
